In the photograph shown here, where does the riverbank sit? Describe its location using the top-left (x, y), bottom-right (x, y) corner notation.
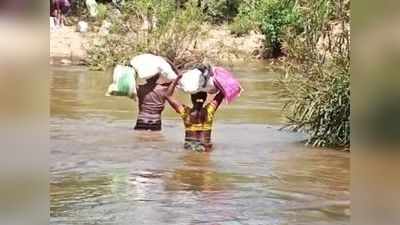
top-left (50, 26), bottom-right (88, 65)
top-left (50, 23), bottom-right (265, 67)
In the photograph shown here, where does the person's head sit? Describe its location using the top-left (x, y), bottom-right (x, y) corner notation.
top-left (145, 74), bottom-right (160, 85)
top-left (191, 91), bottom-right (207, 110)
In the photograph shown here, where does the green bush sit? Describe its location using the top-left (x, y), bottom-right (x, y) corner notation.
top-left (201, 0), bottom-right (241, 24)
top-left (96, 3), bottom-right (108, 20)
top-left (280, 63), bottom-right (350, 148)
top-left (229, 0), bottom-right (301, 55)
top-left (279, 0), bottom-right (350, 148)
top-left (257, 0), bottom-right (301, 57)
top-left (229, 15), bottom-right (254, 36)
top-left (87, 0), bottom-right (206, 70)
top-left (120, 0), bottom-right (177, 27)
top-left (229, 0), bottom-right (258, 36)
top-left (148, 1), bottom-right (206, 63)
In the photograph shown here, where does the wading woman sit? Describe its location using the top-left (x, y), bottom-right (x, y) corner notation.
top-left (133, 55), bottom-right (181, 131)
top-left (134, 74), bottom-right (170, 131)
top-left (165, 75), bottom-right (224, 152)
top-left (106, 54), bottom-right (179, 132)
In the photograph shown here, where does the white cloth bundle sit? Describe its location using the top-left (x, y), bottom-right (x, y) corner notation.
top-left (178, 69), bottom-right (217, 94)
top-left (85, 0), bottom-right (98, 17)
top-left (130, 54), bottom-right (177, 80)
top-left (77, 21), bottom-right (88, 33)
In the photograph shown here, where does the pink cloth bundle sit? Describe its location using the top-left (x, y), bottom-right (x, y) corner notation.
top-left (212, 67), bottom-right (243, 103)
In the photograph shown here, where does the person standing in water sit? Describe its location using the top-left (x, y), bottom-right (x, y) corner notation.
top-left (134, 75), bottom-right (169, 131)
top-left (165, 75), bottom-right (225, 152)
top-left (134, 58), bottom-right (180, 131)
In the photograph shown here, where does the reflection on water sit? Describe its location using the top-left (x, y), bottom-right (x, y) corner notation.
top-left (166, 153), bottom-right (233, 192)
top-left (50, 65), bottom-right (349, 225)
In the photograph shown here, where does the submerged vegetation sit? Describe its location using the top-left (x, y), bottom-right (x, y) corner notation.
top-left (79, 0), bottom-right (350, 149)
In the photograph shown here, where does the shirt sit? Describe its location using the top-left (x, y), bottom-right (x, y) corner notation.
top-left (136, 83), bottom-right (168, 123)
top-left (178, 103), bottom-right (217, 132)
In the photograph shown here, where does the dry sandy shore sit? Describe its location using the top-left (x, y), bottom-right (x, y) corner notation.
top-left (50, 26), bottom-right (89, 65)
top-left (50, 24), bottom-right (264, 66)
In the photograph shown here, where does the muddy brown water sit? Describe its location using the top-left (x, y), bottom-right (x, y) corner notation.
top-left (50, 64), bottom-right (350, 225)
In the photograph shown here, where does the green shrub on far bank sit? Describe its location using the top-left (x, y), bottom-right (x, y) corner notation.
top-left (229, 0), bottom-right (259, 36)
top-left (96, 3), bottom-right (108, 20)
top-left (201, 0), bottom-right (241, 24)
top-left (229, 0), bottom-right (350, 149)
top-left (257, 0), bottom-right (301, 57)
top-left (279, 0), bottom-right (350, 149)
top-left (229, 0), bottom-right (301, 57)
top-left (280, 62), bottom-right (350, 148)
top-left (87, 0), bottom-right (206, 70)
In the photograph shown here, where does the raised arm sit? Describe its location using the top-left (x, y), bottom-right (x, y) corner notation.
top-left (162, 57), bottom-right (181, 98)
top-left (165, 75), bottom-right (185, 114)
top-left (210, 91), bottom-right (225, 111)
top-left (165, 57), bottom-right (180, 76)
top-left (166, 74), bottom-right (182, 97)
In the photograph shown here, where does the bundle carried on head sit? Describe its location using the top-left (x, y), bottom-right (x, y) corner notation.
top-left (212, 66), bottom-right (243, 104)
top-left (178, 64), bottom-right (243, 104)
top-left (178, 63), bottom-right (217, 94)
top-left (105, 54), bottom-right (178, 99)
top-left (130, 54), bottom-right (177, 81)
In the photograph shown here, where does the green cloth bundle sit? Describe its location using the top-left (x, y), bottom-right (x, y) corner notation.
top-left (105, 65), bottom-right (137, 99)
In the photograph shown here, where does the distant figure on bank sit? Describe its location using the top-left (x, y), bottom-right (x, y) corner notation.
top-left (50, 0), bottom-right (71, 27)
top-left (165, 75), bottom-right (224, 152)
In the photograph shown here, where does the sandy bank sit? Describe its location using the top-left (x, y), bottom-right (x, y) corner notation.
top-left (50, 23), bottom-right (264, 66)
top-left (50, 26), bottom-right (89, 65)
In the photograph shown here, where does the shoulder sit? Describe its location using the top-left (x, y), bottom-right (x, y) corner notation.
top-left (206, 102), bottom-right (217, 110)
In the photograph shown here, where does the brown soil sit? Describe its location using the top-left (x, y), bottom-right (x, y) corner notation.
top-left (50, 26), bottom-right (89, 65)
top-left (199, 24), bottom-right (265, 63)
top-left (49, 23), bottom-right (265, 66)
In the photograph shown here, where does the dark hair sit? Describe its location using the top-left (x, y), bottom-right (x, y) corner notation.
top-left (191, 91), bottom-right (207, 103)
top-left (193, 63), bottom-right (212, 74)
top-left (146, 74), bottom-right (160, 84)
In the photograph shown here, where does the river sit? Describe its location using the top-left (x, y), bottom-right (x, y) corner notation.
top-left (50, 64), bottom-right (350, 225)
